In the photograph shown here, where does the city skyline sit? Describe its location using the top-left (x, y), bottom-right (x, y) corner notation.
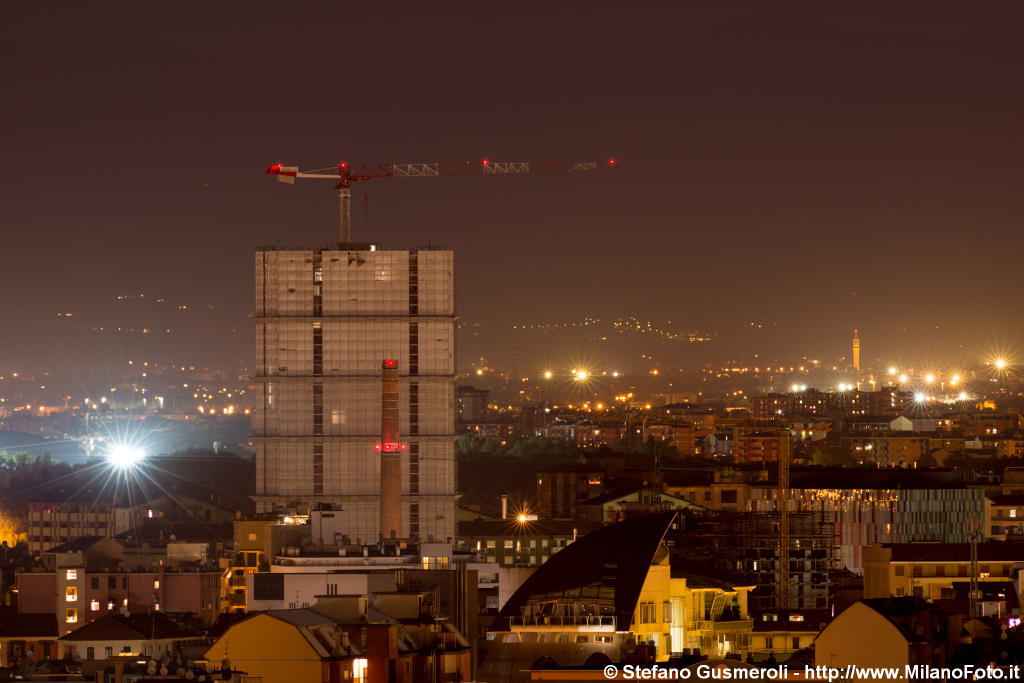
top-left (5, 4), bottom-right (1024, 678)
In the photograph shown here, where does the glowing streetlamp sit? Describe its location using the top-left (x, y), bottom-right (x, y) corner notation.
top-left (106, 444), bottom-right (146, 470)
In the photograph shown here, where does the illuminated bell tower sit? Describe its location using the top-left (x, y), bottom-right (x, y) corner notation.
top-left (852, 329), bottom-right (861, 372)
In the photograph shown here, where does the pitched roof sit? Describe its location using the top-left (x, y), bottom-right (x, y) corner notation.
top-left (265, 609), bottom-right (338, 628)
top-left (858, 597), bottom-right (951, 643)
top-left (43, 536), bottom-right (108, 554)
top-left (495, 512), bottom-right (677, 631)
top-left (59, 612), bottom-right (197, 641)
top-left (206, 611), bottom-right (249, 640)
top-left (256, 610), bottom-right (361, 659)
top-left (579, 487), bottom-right (701, 508)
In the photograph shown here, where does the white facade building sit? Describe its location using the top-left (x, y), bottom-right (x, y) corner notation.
top-left (252, 245), bottom-right (456, 543)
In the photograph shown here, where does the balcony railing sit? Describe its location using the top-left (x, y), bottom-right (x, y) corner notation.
top-left (509, 615), bottom-right (616, 629)
top-left (690, 619), bottom-right (754, 633)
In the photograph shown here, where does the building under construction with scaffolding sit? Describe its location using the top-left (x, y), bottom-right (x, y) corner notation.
top-left (672, 509), bottom-right (839, 612)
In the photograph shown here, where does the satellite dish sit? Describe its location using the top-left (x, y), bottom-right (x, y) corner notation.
top-left (177, 667), bottom-right (186, 677)
top-left (185, 672), bottom-right (195, 681)
top-left (146, 662), bottom-right (157, 675)
top-left (160, 666), bottom-right (169, 675)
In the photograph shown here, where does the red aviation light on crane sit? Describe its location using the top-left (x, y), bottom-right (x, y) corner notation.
top-left (608, 159), bottom-right (615, 166)
top-left (383, 359), bottom-right (397, 368)
top-left (267, 163), bottom-right (282, 173)
top-left (375, 442), bottom-right (407, 452)
top-left (481, 158), bottom-right (489, 166)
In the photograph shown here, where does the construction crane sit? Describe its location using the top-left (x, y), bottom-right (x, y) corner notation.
top-left (266, 159), bottom-right (617, 243)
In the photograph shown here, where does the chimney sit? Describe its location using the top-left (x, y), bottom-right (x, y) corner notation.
top-left (378, 359), bottom-right (404, 541)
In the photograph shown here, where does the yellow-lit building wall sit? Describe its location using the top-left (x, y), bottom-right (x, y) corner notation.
top-left (631, 555), bottom-right (673, 661)
top-left (815, 603), bottom-right (908, 671)
top-left (205, 614), bottom-right (326, 683)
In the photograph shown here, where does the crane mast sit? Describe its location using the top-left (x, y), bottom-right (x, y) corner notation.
top-left (267, 159), bottom-right (616, 243)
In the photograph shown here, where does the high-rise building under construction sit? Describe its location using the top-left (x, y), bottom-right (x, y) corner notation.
top-left (251, 244), bottom-right (456, 543)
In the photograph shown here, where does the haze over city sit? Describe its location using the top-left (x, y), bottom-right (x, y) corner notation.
top-left (5, 2), bottom-right (1024, 383)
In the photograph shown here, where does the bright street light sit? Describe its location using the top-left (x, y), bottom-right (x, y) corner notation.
top-left (106, 444), bottom-right (146, 470)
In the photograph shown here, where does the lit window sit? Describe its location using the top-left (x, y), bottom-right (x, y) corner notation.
top-left (789, 614), bottom-right (804, 622)
top-left (1011, 510), bottom-right (1017, 519)
top-left (66, 608), bottom-right (78, 624)
top-left (90, 600), bottom-right (100, 611)
top-left (66, 587), bottom-right (77, 602)
top-left (66, 569), bottom-right (78, 580)
top-left (354, 658), bottom-right (368, 683)
top-left (153, 579), bottom-right (160, 589)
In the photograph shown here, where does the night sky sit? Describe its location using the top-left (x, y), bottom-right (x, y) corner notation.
top-left (5, 2), bottom-right (1024, 376)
